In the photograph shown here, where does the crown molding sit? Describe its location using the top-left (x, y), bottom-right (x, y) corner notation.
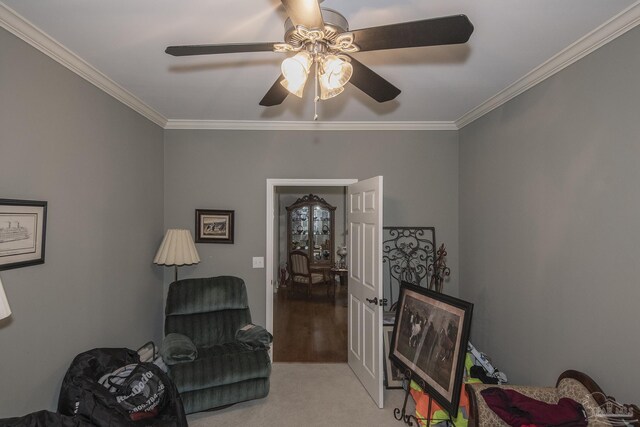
top-left (164, 119), bottom-right (458, 131)
top-left (455, 1), bottom-right (640, 129)
top-left (0, 2), bottom-right (168, 128)
top-left (0, 2), bottom-right (453, 133)
top-left (3, 1), bottom-right (638, 132)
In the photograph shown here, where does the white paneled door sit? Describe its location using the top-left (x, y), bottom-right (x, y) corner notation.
top-left (347, 176), bottom-right (384, 408)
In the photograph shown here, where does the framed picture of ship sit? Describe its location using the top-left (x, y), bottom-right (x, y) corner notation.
top-left (195, 209), bottom-right (234, 244)
top-left (0, 199), bottom-right (47, 271)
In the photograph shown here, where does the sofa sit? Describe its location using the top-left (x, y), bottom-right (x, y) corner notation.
top-left (466, 370), bottom-right (639, 426)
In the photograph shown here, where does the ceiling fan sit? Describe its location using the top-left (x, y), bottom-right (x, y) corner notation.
top-left (166, 0), bottom-right (473, 112)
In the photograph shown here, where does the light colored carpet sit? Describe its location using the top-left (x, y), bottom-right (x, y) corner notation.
top-left (187, 363), bottom-right (416, 427)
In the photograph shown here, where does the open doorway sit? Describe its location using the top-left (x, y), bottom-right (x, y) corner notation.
top-left (273, 186), bottom-right (347, 362)
top-left (265, 179), bottom-right (357, 361)
top-left (266, 177), bottom-right (385, 407)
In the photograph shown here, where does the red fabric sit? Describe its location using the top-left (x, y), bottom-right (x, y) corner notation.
top-left (480, 387), bottom-right (587, 427)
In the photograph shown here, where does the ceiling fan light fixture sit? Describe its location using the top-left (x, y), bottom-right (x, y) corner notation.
top-left (281, 51), bottom-right (312, 97)
top-left (319, 77), bottom-right (344, 100)
top-left (319, 55), bottom-right (353, 90)
top-left (168, 8), bottom-right (474, 112)
top-left (281, 78), bottom-right (307, 98)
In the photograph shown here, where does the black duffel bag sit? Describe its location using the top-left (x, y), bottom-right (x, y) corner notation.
top-left (99, 362), bottom-right (166, 420)
top-left (58, 348), bottom-right (187, 427)
top-left (0, 410), bottom-right (93, 427)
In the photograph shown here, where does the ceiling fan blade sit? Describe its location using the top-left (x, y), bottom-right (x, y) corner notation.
top-left (280, 0), bottom-right (324, 29)
top-left (165, 42), bottom-right (277, 56)
top-left (351, 15), bottom-right (474, 52)
top-left (347, 56), bottom-right (401, 103)
top-left (259, 75), bottom-right (289, 106)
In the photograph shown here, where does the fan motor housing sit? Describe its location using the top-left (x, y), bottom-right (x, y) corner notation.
top-left (284, 8), bottom-right (349, 45)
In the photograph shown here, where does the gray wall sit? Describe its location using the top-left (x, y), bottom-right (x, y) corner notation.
top-left (163, 129), bottom-right (460, 325)
top-left (459, 26), bottom-right (640, 401)
top-left (0, 28), bottom-right (164, 416)
top-left (7, 6), bottom-right (637, 414)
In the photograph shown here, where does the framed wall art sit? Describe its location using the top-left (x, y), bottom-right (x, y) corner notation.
top-left (383, 325), bottom-right (404, 389)
top-left (195, 209), bottom-right (234, 244)
top-left (390, 281), bottom-right (473, 415)
top-left (383, 226), bottom-right (436, 306)
top-left (0, 199), bottom-right (47, 271)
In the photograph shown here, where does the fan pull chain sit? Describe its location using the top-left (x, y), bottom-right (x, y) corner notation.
top-left (314, 58), bottom-right (319, 121)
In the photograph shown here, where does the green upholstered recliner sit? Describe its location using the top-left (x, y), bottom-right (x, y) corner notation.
top-left (164, 276), bottom-right (272, 414)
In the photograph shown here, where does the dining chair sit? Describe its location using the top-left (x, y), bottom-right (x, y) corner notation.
top-left (288, 250), bottom-right (329, 298)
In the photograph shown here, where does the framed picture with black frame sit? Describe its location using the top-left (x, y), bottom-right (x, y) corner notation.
top-left (383, 325), bottom-right (404, 389)
top-left (195, 209), bottom-right (234, 244)
top-left (0, 199), bottom-right (47, 271)
top-left (390, 281), bottom-right (473, 415)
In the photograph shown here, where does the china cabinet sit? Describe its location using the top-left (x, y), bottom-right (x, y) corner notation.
top-left (286, 194), bottom-right (336, 268)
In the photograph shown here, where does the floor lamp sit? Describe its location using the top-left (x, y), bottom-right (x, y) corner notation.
top-left (154, 229), bottom-right (200, 282)
top-left (0, 276), bottom-right (11, 320)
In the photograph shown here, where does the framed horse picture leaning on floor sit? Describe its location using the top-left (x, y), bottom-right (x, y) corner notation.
top-left (390, 281), bottom-right (473, 415)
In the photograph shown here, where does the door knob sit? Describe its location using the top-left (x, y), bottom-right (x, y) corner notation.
top-left (365, 297), bottom-right (388, 306)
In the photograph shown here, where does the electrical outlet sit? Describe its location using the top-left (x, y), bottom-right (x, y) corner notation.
top-left (252, 257), bottom-right (264, 268)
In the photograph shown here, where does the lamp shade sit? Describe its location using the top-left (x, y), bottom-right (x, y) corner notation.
top-left (319, 55), bottom-right (352, 100)
top-left (319, 78), bottom-right (345, 100)
top-left (153, 229), bottom-right (200, 266)
top-left (0, 276), bottom-right (11, 320)
top-left (281, 51), bottom-right (312, 97)
top-left (320, 55), bottom-right (352, 89)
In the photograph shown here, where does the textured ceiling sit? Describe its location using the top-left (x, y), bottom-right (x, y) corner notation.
top-left (1, 0), bottom-right (637, 124)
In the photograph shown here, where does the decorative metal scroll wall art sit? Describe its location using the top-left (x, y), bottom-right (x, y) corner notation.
top-left (382, 226), bottom-right (436, 306)
top-left (428, 243), bottom-right (451, 293)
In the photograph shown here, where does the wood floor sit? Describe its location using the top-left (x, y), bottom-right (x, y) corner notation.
top-left (273, 283), bottom-right (348, 363)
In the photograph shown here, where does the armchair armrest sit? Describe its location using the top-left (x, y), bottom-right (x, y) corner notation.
top-left (557, 370), bottom-right (640, 426)
top-left (235, 324), bottom-right (273, 349)
top-left (161, 333), bottom-right (199, 365)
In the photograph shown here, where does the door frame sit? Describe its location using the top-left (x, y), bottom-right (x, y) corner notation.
top-left (265, 178), bottom-right (358, 335)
